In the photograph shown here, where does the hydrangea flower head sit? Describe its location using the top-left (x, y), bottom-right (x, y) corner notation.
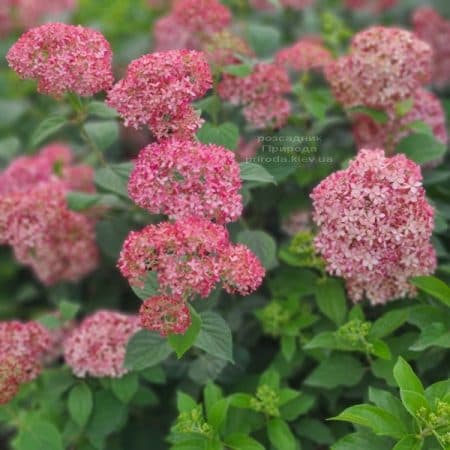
top-left (344, 0), bottom-right (398, 12)
top-left (250, 0), bottom-right (315, 10)
top-left (107, 49), bottom-right (212, 140)
top-left (325, 27), bottom-right (432, 109)
top-left (128, 139), bottom-right (242, 223)
top-left (413, 6), bottom-right (450, 88)
top-left (311, 149), bottom-right (436, 304)
top-left (7, 23), bottom-right (113, 97)
top-left (64, 311), bottom-right (140, 378)
top-left (140, 295), bottom-right (191, 336)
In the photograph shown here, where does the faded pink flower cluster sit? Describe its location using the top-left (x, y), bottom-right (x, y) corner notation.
top-left (311, 149), bottom-right (436, 304)
top-left (118, 217), bottom-right (265, 334)
top-left (325, 26), bottom-right (432, 110)
top-left (249, 0), bottom-right (315, 11)
top-left (128, 139), bottom-right (243, 223)
top-left (275, 38), bottom-right (333, 73)
top-left (352, 89), bottom-right (448, 155)
top-left (107, 49), bottom-right (212, 140)
top-left (0, 144), bottom-right (99, 285)
top-left (0, 321), bottom-right (51, 404)
top-left (0, 0), bottom-right (76, 36)
top-left (413, 7), bottom-right (450, 88)
top-left (154, 0), bottom-right (231, 51)
top-left (344, 0), bottom-right (398, 12)
top-left (218, 63), bottom-right (292, 129)
top-left (7, 23), bottom-right (113, 97)
top-left (64, 311), bottom-right (140, 378)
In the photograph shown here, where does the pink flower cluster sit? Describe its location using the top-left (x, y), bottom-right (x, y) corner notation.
top-left (218, 64), bottom-right (292, 129)
top-left (311, 149), bottom-right (436, 304)
top-left (0, 0), bottom-right (76, 36)
top-left (107, 49), bottom-right (212, 140)
top-left (153, 0), bottom-right (231, 51)
top-left (128, 139), bottom-right (242, 223)
top-left (0, 144), bottom-right (99, 285)
top-left (413, 7), bottom-right (450, 88)
top-left (118, 217), bottom-right (265, 334)
top-left (7, 23), bottom-right (113, 97)
top-left (0, 321), bottom-right (51, 404)
top-left (325, 26), bottom-right (432, 110)
top-left (249, 0), bottom-right (315, 11)
top-left (63, 311), bottom-right (140, 378)
top-left (344, 0), bottom-right (398, 12)
top-left (352, 89), bottom-right (448, 155)
top-left (275, 38), bottom-right (333, 73)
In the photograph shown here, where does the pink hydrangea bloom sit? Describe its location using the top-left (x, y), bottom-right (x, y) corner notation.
top-left (311, 149), bottom-right (436, 304)
top-left (325, 27), bottom-right (432, 109)
top-left (128, 139), bottom-right (243, 223)
top-left (275, 38), bottom-right (333, 72)
top-left (250, 0), bottom-right (315, 10)
top-left (236, 138), bottom-right (260, 162)
top-left (118, 217), bottom-right (265, 299)
top-left (64, 311), bottom-right (140, 378)
top-left (0, 144), bottom-right (98, 285)
top-left (218, 63), bottom-right (291, 129)
top-left (0, 320), bottom-right (52, 403)
top-left (7, 23), bottom-right (113, 97)
top-left (219, 244), bottom-right (266, 296)
top-left (413, 7), bottom-right (450, 88)
top-left (344, 0), bottom-right (398, 12)
top-left (352, 89), bottom-right (448, 156)
top-left (172, 0), bottom-right (231, 35)
top-left (140, 295), bottom-right (191, 336)
top-left (154, 15), bottom-right (200, 51)
top-left (107, 50), bottom-right (212, 140)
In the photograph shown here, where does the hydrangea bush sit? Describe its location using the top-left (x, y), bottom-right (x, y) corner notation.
top-left (0, 0), bottom-right (449, 449)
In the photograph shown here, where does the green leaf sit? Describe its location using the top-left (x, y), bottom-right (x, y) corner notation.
top-left (399, 390), bottom-right (429, 417)
top-left (395, 98), bottom-right (414, 117)
top-left (87, 101), bottom-right (119, 119)
top-left (396, 133), bottom-right (446, 165)
top-left (294, 418), bottom-right (334, 445)
top-left (409, 323), bottom-right (450, 351)
top-left (131, 272), bottom-right (160, 300)
top-left (302, 88), bottom-right (334, 121)
top-left (369, 309), bottom-right (409, 339)
top-left (223, 64), bottom-right (253, 77)
top-left (177, 391), bottom-right (197, 412)
top-left (68, 383), bottom-right (93, 428)
top-left (368, 387), bottom-right (412, 429)
top-left (246, 23), bottom-right (281, 57)
top-left (281, 335), bottom-right (296, 361)
top-left (267, 418), bottom-right (297, 450)
top-left (331, 432), bottom-right (393, 450)
top-left (30, 115), bottom-right (67, 148)
top-left (315, 278), bottom-right (347, 326)
top-left (348, 106), bottom-right (389, 124)
top-left (124, 330), bottom-right (172, 371)
top-left (0, 99), bottom-right (28, 127)
top-left (280, 393), bottom-right (315, 421)
top-left (224, 433), bottom-right (264, 450)
top-left (229, 393), bottom-right (253, 409)
top-left (332, 404), bottom-right (408, 439)
top-left (204, 382), bottom-right (222, 416)
top-left (168, 308), bottom-right (202, 358)
top-left (410, 276), bottom-right (450, 306)
top-left (236, 229), bottom-right (278, 270)
top-left (111, 373), bottom-right (139, 403)
top-left (239, 162), bottom-right (276, 185)
top-left (197, 122), bottom-right (239, 150)
top-left (370, 339), bottom-right (392, 360)
top-left (195, 311), bottom-right (233, 363)
top-left (305, 355), bottom-right (364, 389)
top-left (14, 419), bottom-right (64, 450)
top-left (407, 120), bottom-right (434, 135)
top-left (67, 192), bottom-right (103, 211)
top-left (84, 120), bottom-right (119, 151)
top-left (0, 136), bottom-right (20, 162)
top-left (393, 357), bottom-right (424, 395)
top-left (59, 300), bottom-right (80, 320)
top-left (207, 398), bottom-right (229, 430)
top-left (393, 435), bottom-right (423, 450)
top-left (95, 163), bottom-right (133, 198)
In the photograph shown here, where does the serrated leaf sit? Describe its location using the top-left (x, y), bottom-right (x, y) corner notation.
top-left (237, 229), bottom-right (278, 270)
top-left (315, 278), bottom-right (347, 326)
top-left (396, 133), bottom-right (446, 165)
top-left (410, 276), bottom-right (450, 306)
top-left (168, 308), bottom-right (202, 358)
top-left (111, 373), bottom-right (139, 403)
top-left (267, 418), bottom-right (297, 450)
top-left (225, 433), bottom-right (265, 450)
top-left (131, 272), bottom-right (160, 300)
top-left (14, 419), bottom-right (64, 450)
top-left (369, 309), bottom-right (409, 339)
top-left (84, 121), bottom-right (119, 151)
top-left (223, 64), bottom-right (253, 77)
top-left (348, 106), bottom-right (389, 124)
top-left (239, 162), bottom-right (276, 185)
top-left (30, 116), bottom-right (67, 148)
top-left (59, 300), bottom-right (80, 320)
top-left (68, 383), bottom-right (93, 428)
top-left (197, 122), bottom-right (239, 150)
top-left (87, 101), bottom-right (119, 119)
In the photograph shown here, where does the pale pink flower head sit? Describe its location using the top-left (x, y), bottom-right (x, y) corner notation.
top-left (219, 244), bottom-right (266, 296)
top-left (325, 27), bottom-right (432, 109)
top-left (128, 139), bottom-right (243, 223)
top-left (413, 6), bottom-right (450, 88)
top-left (172, 0), bottom-right (231, 35)
top-left (64, 311), bottom-right (140, 378)
top-left (107, 49), bottom-right (212, 140)
top-left (16, 0), bottom-right (77, 28)
top-left (353, 88), bottom-right (448, 156)
top-left (140, 295), bottom-right (191, 336)
top-left (275, 38), bottom-right (333, 72)
top-left (118, 218), bottom-right (230, 298)
top-left (344, 0), bottom-right (398, 13)
top-left (0, 320), bottom-right (52, 403)
top-left (250, 0), bottom-right (315, 10)
top-left (154, 15), bottom-right (200, 51)
top-left (311, 149), bottom-right (436, 304)
top-left (218, 63), bottom-right (291, 129)
top-left (7, 23), bottom-right (113, 97)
